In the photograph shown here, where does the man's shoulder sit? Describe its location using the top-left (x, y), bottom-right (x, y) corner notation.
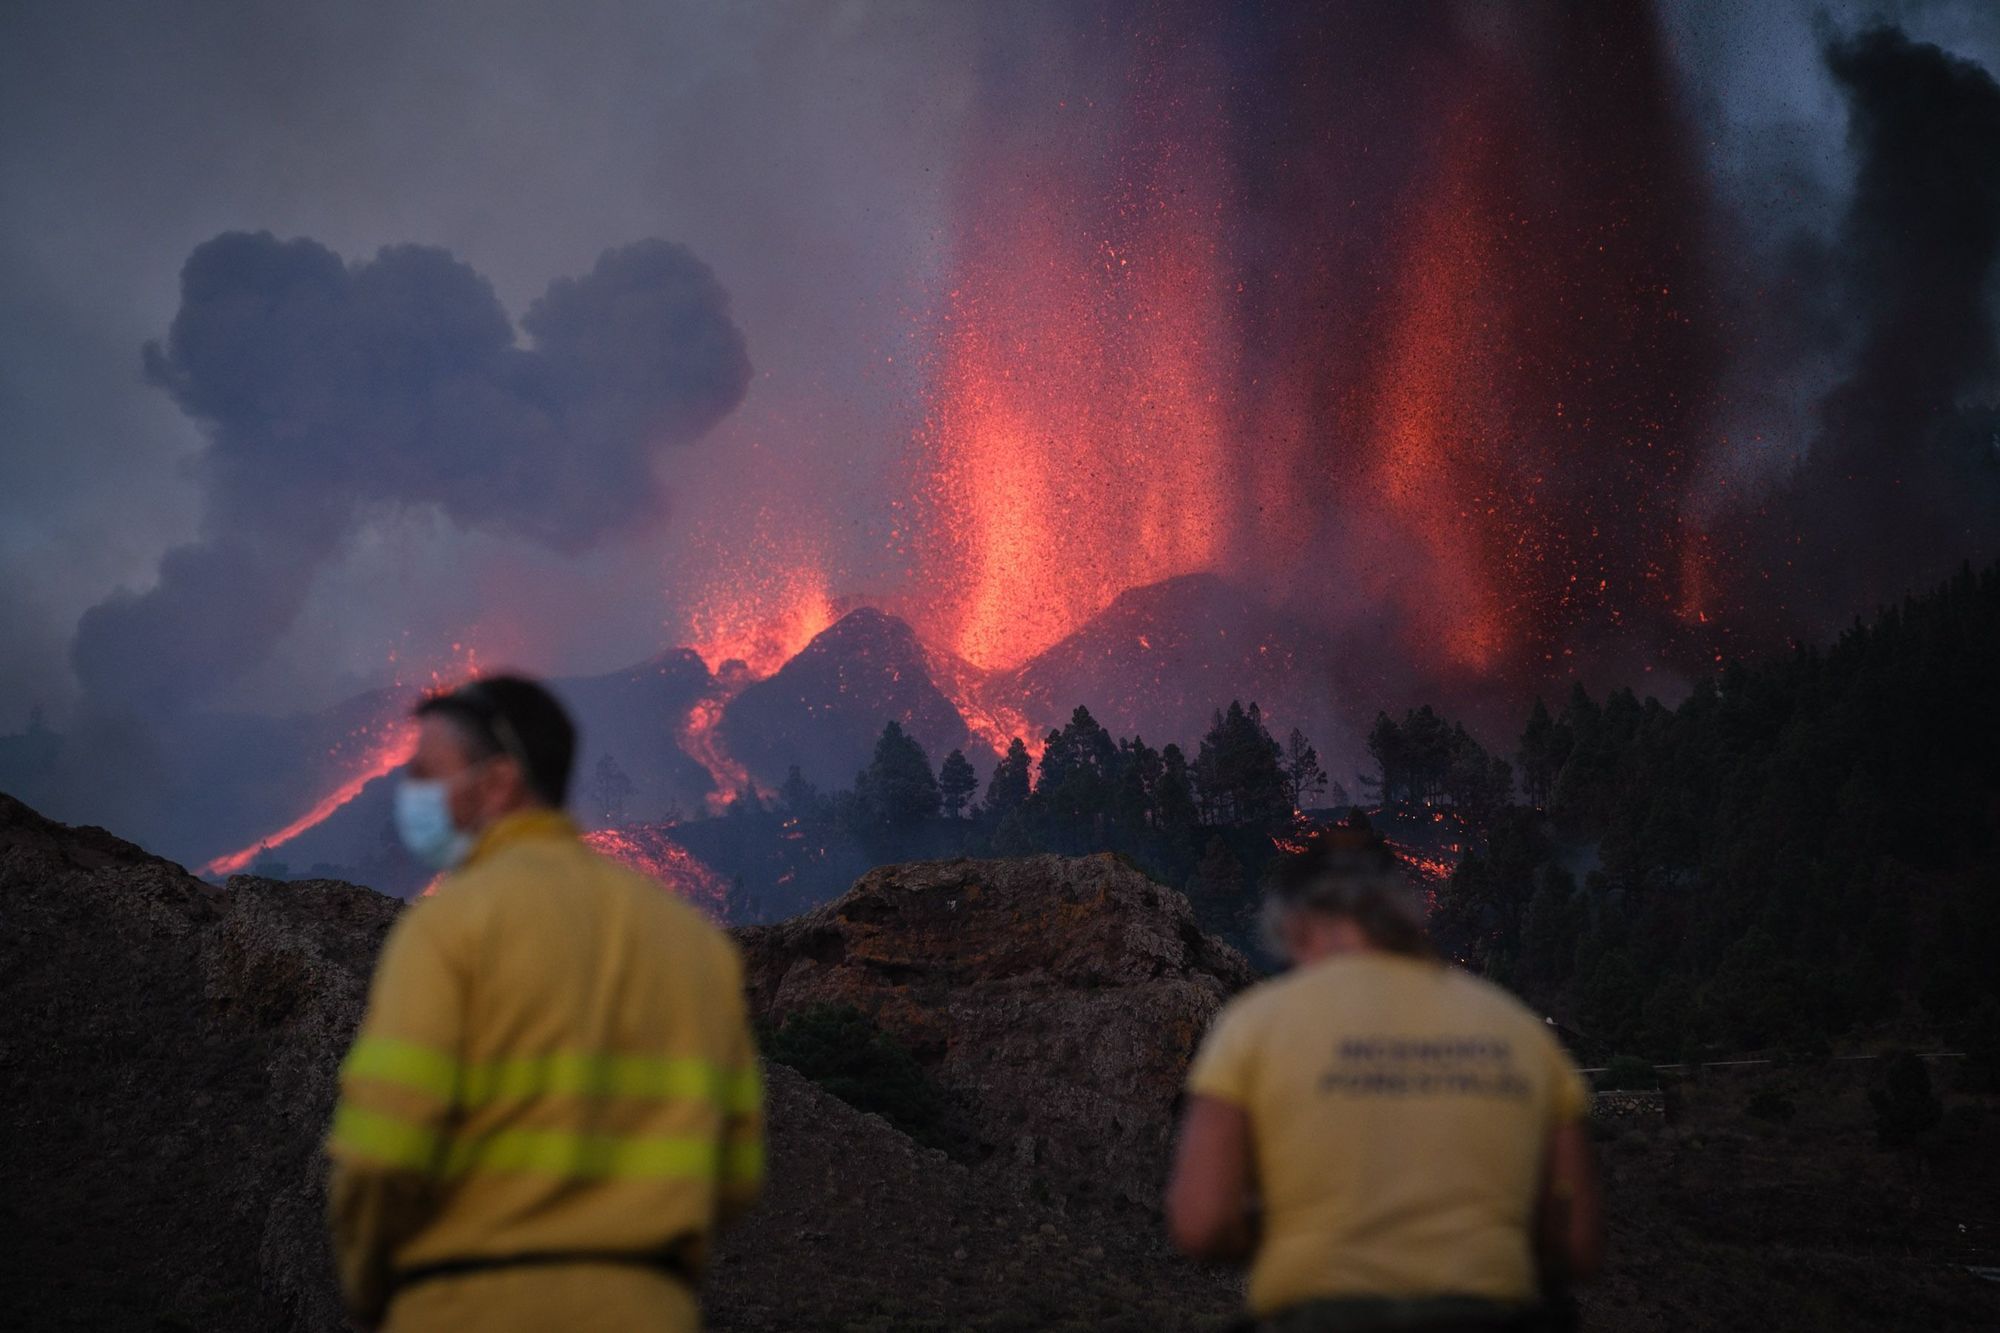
top-left (1213, 965), bottom-right (1317, 1032)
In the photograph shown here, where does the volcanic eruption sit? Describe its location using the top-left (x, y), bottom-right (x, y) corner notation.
top-left (32, 2), bottom-right (1996, 899)
top-left (905, 0), bottom-right (1728, 736)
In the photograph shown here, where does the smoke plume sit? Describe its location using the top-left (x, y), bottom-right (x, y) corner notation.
top-left (71, 233), bottom-right (750, 712)
top-left (1730, 26), bottom-right (2000, 628)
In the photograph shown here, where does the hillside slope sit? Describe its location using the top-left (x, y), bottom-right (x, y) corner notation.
top-left (0, 795), bottom-right (1236, 1331)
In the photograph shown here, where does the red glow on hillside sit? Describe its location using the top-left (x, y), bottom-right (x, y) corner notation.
top-left (922, 645), bottom-right (1045, 762)
top-left (584, 825), bottom-right (731, 919)
top-left (678, 677), bottom-right (763, 814)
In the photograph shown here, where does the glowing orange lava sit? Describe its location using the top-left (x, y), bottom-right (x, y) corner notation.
top-left (1364, 88), bottom-right (1519, 675)
top-left (584, 825), bottom-right (732, 919)
top-left (203, 717), bottom-right (416, 876)
top-left (921, 643), bottom-right (1046, 762)
top-left (686, 560), bottom-right (835, 679)
top-left (677, 675), bottom-right (764, 814)
top-left (918, 38), bottom-right (1236, 672)
top-left (201, 646), bottom-right (485, 878)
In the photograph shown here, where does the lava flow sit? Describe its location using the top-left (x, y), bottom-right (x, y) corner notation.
top-left (584, 825), bottom-right (732, 919)
top-left (200, 646), bottom-right (485, 878)
top-left (678, 671), bottom-right (762, 813)
top-left (202, 716), bottom-right (415, 877)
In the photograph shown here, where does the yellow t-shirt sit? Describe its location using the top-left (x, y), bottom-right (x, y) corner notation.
top-left (1185, 952), bottom-right (1588, 1316)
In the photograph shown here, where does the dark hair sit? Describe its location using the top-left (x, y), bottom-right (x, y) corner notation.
top-left (1266, 813), bottom-right (1433, 958)
top-left (415, 675), bottom-right (577, 807)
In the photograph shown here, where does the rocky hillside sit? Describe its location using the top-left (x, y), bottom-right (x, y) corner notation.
top-left (737, 853), bottom-right (1257, 1213)
top-left (0, 795), bottom-right (1239, 1331)
top-left (7, 791), bottom-right (1997, 1331)
top-left (0, 792), bottom-right (392, 1331)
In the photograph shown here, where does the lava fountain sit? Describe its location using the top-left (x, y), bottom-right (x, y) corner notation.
top-left (912, 1), bottom-right (1723, 708)
top-left (916, 17), bottom-right (1237, 673)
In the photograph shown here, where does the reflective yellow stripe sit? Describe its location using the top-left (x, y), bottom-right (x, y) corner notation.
top-left (463, 1053), bottom-right (762, 1115)
top-left (444, 1128), bottom-right (721, 1179)
top-left (341, 1038), bottom-right (761, 1116)
top-left (329, 1104), bottom-right (441, 1169)
top-left (331, 1101), bottom-right (752, 1182)
top-left (341, 1037), bottom-right (458, 1101)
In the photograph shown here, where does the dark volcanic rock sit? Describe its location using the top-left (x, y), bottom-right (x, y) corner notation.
top-left (710, 1061), bottom-right (1236, 1333)
top-left (719, 607), bottom-right (973, 790)
top-left (0, 791), bottom-right (397, 1332)
top-left (1000, 572), bottom-right (1354, 760)
top-left (15, 793), bottom-right (1991, 1331)
top-left (0, 795), bottom-right (1239, 1332)
top-left (736, 852), bottom-right (1259, 1211)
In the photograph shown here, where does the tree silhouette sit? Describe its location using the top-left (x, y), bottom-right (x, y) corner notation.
top-left (852, 721), bottom-right (939, 831)
top-left (938, 749), bottom-right (978, 819)
top-left (1282, 726), bottom-right (1328, 810)
top-left (984, 737), bottom-right (1032, 818)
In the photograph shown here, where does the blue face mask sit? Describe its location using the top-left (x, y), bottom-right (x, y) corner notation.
top-left (394, 776), bottom-right (476, 871)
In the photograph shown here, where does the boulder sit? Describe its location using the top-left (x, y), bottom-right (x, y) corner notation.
top-left (736, 852), bottom-right (1257, 1210)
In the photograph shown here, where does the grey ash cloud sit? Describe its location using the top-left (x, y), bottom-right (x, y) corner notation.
top-left (71, 233), bottom-right (751, 711)
top-left (1722, 24), bottom-right (2000, 629)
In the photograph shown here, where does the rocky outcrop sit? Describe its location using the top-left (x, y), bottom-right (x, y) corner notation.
top-left (0, 791), bottom-right (398, 1332)
top-left (736, 852), bottom-right (1258, 1211)
top-left (0, 796), bottom-right (1240, 1332)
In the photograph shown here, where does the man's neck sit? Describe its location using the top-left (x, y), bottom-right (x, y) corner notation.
top-left (1290, 917), bottom-right (1381, 967)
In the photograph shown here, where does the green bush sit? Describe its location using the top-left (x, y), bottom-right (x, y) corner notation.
top-left (763, 1003), bottom-right (957, 1150)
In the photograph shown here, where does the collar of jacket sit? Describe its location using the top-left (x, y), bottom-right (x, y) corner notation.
top-left (463, 807), bottom-right (581, 870)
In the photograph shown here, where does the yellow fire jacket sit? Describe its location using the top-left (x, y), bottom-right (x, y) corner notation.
top-left (326, 810), bottom-right (763, 1331)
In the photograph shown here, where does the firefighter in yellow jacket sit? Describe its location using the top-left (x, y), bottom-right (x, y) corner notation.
top-left (326, 676), bottom-right (763, 1332)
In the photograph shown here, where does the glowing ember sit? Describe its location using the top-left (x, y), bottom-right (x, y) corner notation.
top-left (686, 559), bottom-right (835, 680)
top-left (584, 825), bottom-right (731, 919)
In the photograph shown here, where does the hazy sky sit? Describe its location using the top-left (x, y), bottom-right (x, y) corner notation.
top-left (3, 0), bottom-right (1995, 730)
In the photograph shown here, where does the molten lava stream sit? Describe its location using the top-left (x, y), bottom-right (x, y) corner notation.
top-left (921, 643), bottom-right (1046, 763)
top-left (678, 678), bottom-right (764, 814)
top-left (584, 825), bottom-right (731, 919)
top-left (201, 719), bottom-right (416, 877)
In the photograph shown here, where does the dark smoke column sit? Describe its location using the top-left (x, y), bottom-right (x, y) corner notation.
top-left (1729, 26), bottom-right (2000, 630)
top-left (72, 234), bottom-right (751, 713)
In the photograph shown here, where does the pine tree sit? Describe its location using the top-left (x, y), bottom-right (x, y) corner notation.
top-left (852, 721), bottom-right (939, 830)
top-left (938, 749), bottom-right (978, 819)
top-left (984, 737), bottom-right (1032, 819)
top-left (778, 764), bottom-right (819, 818)
top-left (1283, 726), bottom-right (1328, 810)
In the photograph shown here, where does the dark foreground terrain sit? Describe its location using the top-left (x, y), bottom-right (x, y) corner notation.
top-left (3, 792), bottom-right (1997, 1330)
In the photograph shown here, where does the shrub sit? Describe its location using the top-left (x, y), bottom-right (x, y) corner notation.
top-left (763, 1003), bottom-right (956, 1149)
top-left (1746, 1088), bottom-right (1796, 1123)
